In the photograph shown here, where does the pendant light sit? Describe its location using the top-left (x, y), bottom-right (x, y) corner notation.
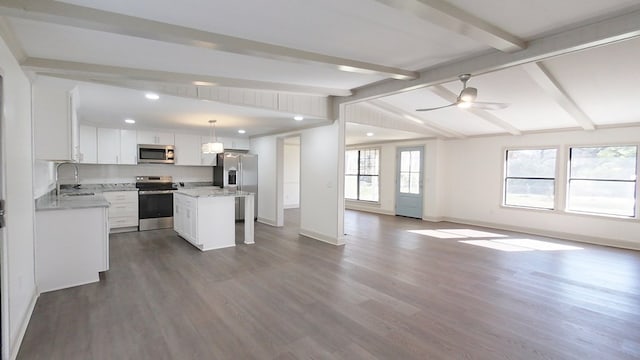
top-left (202, 120), bottom-right (224, 154)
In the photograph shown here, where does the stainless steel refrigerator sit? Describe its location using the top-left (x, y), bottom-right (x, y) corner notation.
top-left (213, 152), bottom-right (258, 221)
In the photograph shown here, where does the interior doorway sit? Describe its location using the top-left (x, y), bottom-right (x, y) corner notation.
top-left (282, 135), bottom-right (301, 227)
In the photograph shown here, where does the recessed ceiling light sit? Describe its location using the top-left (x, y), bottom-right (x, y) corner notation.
top-left (125, 119), bottom-right (136, 124)
top-left (366, 132), bottom-right (374, 137)
top-left (193, 81), bottom-right (216, 86)
top-left (293, 115), bottom-right (304, 121)
top-left (238, 129), bottom-right (246, 134)
top-left (145, 93), bottom-right (159, 100)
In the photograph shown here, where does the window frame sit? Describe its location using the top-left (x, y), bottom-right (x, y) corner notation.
top-left (566, 144), bottom-right (638, 218)
top-left (502, 147), bottom-right (558, 211)
top-left (345, 147), bottom-right (381, 203)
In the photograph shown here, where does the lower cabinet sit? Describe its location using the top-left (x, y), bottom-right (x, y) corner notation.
top-left (174, 192), bottom-right (235, 250)
top-left (103, 191), bottom-right (138, 233)
top-left (35, 206), bottom-right (109, 292)
top-left (174, 193), bottom-right (197, 244)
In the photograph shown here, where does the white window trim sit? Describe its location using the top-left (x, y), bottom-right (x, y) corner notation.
top-left (345, 147), bottom-right (381, 203)
top-left (501, 146), bottom-right (559, 211)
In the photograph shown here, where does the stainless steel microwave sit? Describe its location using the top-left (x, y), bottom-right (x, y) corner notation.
top-left (137, 144), bottom-right (175, 164)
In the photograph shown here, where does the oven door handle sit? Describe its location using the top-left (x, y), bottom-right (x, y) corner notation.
top-left (138, 190), bottom-right (175, 195)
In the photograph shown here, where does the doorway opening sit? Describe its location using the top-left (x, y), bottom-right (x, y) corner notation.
top-left (282, 135), bottom-right (301, 228)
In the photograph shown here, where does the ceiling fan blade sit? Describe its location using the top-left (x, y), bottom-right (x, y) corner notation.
top-left (469, 101), bottom-right (509, 110)
top-left (416, 103), bottom-right (455, 112)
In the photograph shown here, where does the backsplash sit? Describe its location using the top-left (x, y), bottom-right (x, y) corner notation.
top-left (57, 163), bottom-right (213, 185)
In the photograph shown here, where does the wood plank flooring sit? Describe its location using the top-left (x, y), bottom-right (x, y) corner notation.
top-left (18, 210), bottom-right (640, 359)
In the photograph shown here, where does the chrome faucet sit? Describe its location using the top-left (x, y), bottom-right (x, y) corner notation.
top-left (55, 162), bottom-right (80, 195)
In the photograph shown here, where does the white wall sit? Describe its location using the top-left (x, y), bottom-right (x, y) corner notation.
top-left (251, 135), bottom-right (278, 225)
top-left (283, 143), bottom-right (300, 209)
top-left (345, 139), bottom-right (444, 220)
top-left (57, 163), bottom-right (212, 185)
top-left (0, 37), bottom-right (37, 359)
top-left (299, 122), bottom-right (344, 245)
top-left (347, 127), bottom-right (640, 249)
top-left (251, 122), bottom-right (344, 244)
top-left (442, 126), bottom-right (640, 249)
top-left (33, 160), bottom-right (55, 198)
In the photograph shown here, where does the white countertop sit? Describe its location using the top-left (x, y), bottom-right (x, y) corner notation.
top-left (35, 192), bottom-right (110, 211)
top-left (174, 188), bottom-right (254, 198)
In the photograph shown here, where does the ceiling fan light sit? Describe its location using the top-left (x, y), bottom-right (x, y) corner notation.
top-left (457, 101), bottom-right (472, 109)
top-left (459, 87), bottom-right (477, 102)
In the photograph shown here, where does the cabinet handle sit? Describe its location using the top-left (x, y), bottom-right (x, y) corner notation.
top-left (116, 155), bottom-right (119, 164)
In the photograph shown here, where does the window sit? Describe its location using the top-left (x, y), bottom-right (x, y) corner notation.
top-left (345, 148), bottom-right (379, 202)
top-left (504, 149), bottom-right (557, 209)
top-left (399, 150), bottom-right (421, 194)
top-left (567, 146), bottom-right (637, 217)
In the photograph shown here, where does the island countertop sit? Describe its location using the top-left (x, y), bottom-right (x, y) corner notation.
top-left (174, 188), bottom-right (254, 198)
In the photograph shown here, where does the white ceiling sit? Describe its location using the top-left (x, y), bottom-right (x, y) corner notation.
top-left (2, 0), bottom-right (640, 143)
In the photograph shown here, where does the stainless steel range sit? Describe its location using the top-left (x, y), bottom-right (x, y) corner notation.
top-left (136, 176), bottom-right (176, 231)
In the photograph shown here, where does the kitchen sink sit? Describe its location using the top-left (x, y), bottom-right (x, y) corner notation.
top-left (61, 192), bottom-right (95, 197)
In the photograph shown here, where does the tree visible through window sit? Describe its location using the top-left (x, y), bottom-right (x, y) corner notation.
top-left (567, 146), bottom-right (637, 217)
top-left (399, 150), bottom-right (421, 194)
top-left (504, 149), bottom-right (557, 209)
top-left (345, 148), bottom-right (379, 202)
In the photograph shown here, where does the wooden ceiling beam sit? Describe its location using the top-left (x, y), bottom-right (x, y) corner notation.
top-left (335, 8), bottom-right (640, 111)
top-left (374, 0), bottom-right (526, 52)
top-left (522, 62), bottom-right (596, 131)
top-left (429, 85), bottom-right (522, 135)
top-left (0, 0), bottom-right (418, 80)
top-left (22, 57), bottom-right (352, 97)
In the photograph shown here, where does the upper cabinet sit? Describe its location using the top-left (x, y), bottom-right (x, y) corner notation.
top-left (174, 133), bottom-right (218, 166)
top-left (33, 77), bottom-right (80, 161)
top-left (97, 128), bottom-right (121, 164)
top-left (79, 126), bottom-right (137, 165)
top-left (120, 129), bottom-right (137, 165)
top-left (137, 131), bottom-right (174, 145)
top-left (78, 125), bottom-right (97, 164)
top-left (174, 133), bottom-right (202, 166)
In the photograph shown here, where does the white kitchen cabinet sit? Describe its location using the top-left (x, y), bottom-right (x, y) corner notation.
top-left (137, 130), bottom-right (174, 145)
top-left (35, 206), bottom-right (109, 292)
top-left (217, 136), bottom-right (250, 151)
top-left (120, 129), bottom-right (137, 164)
top-left (175, 133), bottom-right (203, 166)
top-left (97, 128), bottom-right (121, 164)
top-left (102, 191), bottom-right (138, 232)
top-left (173, 193), bottom-right (200, 247)
top-left (174, 133), bottom-right (219, 166)
top-left (79, 125), bottom-right (97, 164)
top-left (174, 190), bottom-right (254, 251)
top-left (230, 138), bottom-right (251, 150)
top-left (33, 79), bottom-right (80, 161)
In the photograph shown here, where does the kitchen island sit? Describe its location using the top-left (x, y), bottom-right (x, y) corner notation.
top-left (173, 188), bottom-right (255, 251)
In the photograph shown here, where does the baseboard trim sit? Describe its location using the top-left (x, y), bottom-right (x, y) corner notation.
top-left (345, 205), bottom-right (395, 216)
top-left (257, 217), bottom-right (277, 227)
top-left (283, 204), bottom-right (299, 209)
top-left (422, 216), bottom-right (444, 222)
top-left (299, 229), bottom-right (344, 246)
top-left (443, 216), bottom-right (640, 251)
top-left (10, 289), bottom-right (38, 360)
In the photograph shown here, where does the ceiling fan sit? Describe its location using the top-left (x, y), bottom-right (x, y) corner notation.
top-left (416, 74), bottom-right (509, 112)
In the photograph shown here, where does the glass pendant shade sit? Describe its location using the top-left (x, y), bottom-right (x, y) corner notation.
top-left (201, 141), bottom-right (224, 154)
top-left (202, 119), bottom-right (224, 154)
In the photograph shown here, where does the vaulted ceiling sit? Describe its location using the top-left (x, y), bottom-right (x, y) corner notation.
top-left (1, 0), bottom-right (639, 143)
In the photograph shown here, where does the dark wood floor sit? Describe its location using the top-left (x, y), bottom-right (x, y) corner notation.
top-left (19, 210), bottom-right (640, 359)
